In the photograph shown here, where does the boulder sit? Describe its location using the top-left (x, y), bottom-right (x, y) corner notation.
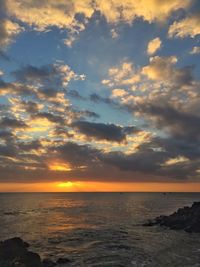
top-left (42, 259), bottom-right (57, 267)
top-left (56, 257), bottom-right (71, 264)
top-left (0, 238), bottom-right (73, 267)
top-left (0, 238), bottom-right (42, 267)
top-left (0, 237), bottom-right (29, 261)
top-left (144, 202), bottom-right (200, 233)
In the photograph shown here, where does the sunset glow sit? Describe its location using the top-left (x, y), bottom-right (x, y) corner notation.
top-left (1, 182), bottom-right (200, 193)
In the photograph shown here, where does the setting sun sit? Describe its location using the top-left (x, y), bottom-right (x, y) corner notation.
top-left (57, 181), bottom-right (74, 188)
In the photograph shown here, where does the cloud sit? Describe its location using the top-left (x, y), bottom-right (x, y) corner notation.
top-left (0, 0), bottom-right (24, 49)
top-left (55, 141), bottom-right (100, 167)
top-left (190, 46), bottom-right (200, 54)
top-left (111, 88), bottom-right (128, 98)
top-left (102, 62), bottom-right (140, 88)
top-left (0, 130), bottom-right (14, 142)
top-left (139, 103), bottom-right (200, 140)
top-left (12, 63), bottom-right (85, 87)
top-left (6, 0), bottom-right (94, 47)
top-left (72, 120), bottom-right (139, 142)
top-left (89, 93), bottom-right (112, 104)
top-left (67, 90), bottom-right (85, 99)
top-left (101, 149), bottom-right (166, 173)
top-left (96, 53), bottom-right (200, 181)
top-left (18, 140), bottom-right (42, 152)
top-left (142, 56), bottom-right (193, 87)
top-left (147, 37), bottom-right (162, 55)
top-left (1, 0), bottom-right (190, 49)
top-left (168, 12), bottom-right (200, 38)
top-left (32, 112), bottom-right (65, 124)
top-left (163, 156), bottom-right (189, 166)
top-left (96, 0), bottom-right (191, 24)
top-left (20, 101), bottom-right (42, 114)
top-left (0, 144), bottom-right (17, 157)
top-left (0, 117), bottom-right (28, 129)
top-left (81, 110), bottom-right (100, 119)
top-left (110, 28), bottom-right (119, 39)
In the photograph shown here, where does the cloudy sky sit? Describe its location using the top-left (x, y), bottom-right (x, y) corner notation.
top-left (0, 0), bottom-right (200, 192)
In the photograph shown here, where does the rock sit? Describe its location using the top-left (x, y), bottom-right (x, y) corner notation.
top-left (42, 259), bottom-right (57, 267)
top-left (0, 237), bottom-right (29, 260)
top-left (21, 251), bottom-right (42, 267)
top-left (144, 202), bottom-right (200, 233)
top-left (56, 257), bottom-right (71, 264)
top-left (0, 237), bottom-right (44, 267)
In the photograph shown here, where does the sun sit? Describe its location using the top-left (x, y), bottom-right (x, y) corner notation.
top-left (57, 181), bottom-right (74, 188)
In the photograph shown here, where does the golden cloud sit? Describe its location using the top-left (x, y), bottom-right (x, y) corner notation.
top-left (190, 46), bottom-right (200, 54)
top-left (4, 0), bottom-right (192, 47)
top-left (0, 19), bottom-right (24, 47)
top-left (96, 0), bottom-right (191, 24)
top-left (147, 37), bottom-right (162, 55)
top-left (168, 13), bottom-right (200, 38)
top-left (142, 55), bottom-right (178, 81)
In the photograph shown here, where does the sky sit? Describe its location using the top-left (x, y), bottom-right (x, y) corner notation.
top-left (0, 0), bottom-right (200, 192)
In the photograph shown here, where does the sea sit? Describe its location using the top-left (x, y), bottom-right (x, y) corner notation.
top-left (0, 192), bottom-right (200, 267)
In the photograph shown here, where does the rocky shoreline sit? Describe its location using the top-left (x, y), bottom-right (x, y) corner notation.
top-left (0, 237), bottom-right (71, 267)
top-left (144, 201), bottom-right (200, 233)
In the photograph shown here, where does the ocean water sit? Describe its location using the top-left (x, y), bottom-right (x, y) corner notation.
top-left (0, 192), bottom-right (200, 267)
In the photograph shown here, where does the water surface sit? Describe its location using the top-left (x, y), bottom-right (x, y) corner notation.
top-left (0, 192), bottom-right (200, 266)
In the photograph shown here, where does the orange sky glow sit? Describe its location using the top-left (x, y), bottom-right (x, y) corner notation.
top-left (1, 182), bottom-right (200, 193)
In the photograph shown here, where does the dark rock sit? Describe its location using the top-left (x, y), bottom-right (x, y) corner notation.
top-left (144, 201), bottom-right (200, 233)
top-left (0, 237), bottom-right (29, 260)
top-left (56, 257), bottom-right (71, 264)
top-left (0, 237), bottom-right (43, 267)
top-left (21, 251), bottom-right (42, 267)
top-left (42, 259), bottom-right (57, 267)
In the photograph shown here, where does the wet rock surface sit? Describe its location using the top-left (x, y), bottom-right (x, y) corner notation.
top-left (144, 202), bottom-right (200, 233)
top-left (0, 237), bottom-right (70, 267)
top-left (56, 258), bottom-right (71, 264)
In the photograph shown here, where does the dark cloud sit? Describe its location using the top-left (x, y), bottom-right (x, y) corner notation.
top-left (101, 142), bottom-right (167, 173)
top-left (21, 101), bottom-right (40, 114)
top-left (173, 66), bottom-right (194, 87)
top-left (0, 144), bottom-right (17, 157)
top-left (0, 117), bottom-right (28, 129)
top-left (154, 136), bottom-right (200, 160)
top-left (89, 93), bottom-right (131, 114)
top-left (0, 0), bottom-right (7, 46)
top-left (12, 64), bottom-right (57, 83)
top-left (68, 108), bottom-right (100, 121)
top-left (0, 78), bottom-right (10, 91)
top-left (56, 141), bottom-right (100, 167)
top-left (39, 88), bottom-right (59, 98)
top-left (0, 130), bottom-right (14, 142)
top-left (139, 103), bottom-right (200, 140)
top-left (53, 126), bottom-right (74, 138)
top-left (0, 78), bottom-right (35, 96)
top-left (80, 110), bottom-right (100, 119)
top-left (72, 121), bottom-right (139, 142)
top-left (67, 90), bottom-right (85, 99)
top-left (18, 140), bottom-right (42, 152)
top-left (32, 112), bottom-right (65, 124)
top-left (89, 93), bottom-right (111, 104)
